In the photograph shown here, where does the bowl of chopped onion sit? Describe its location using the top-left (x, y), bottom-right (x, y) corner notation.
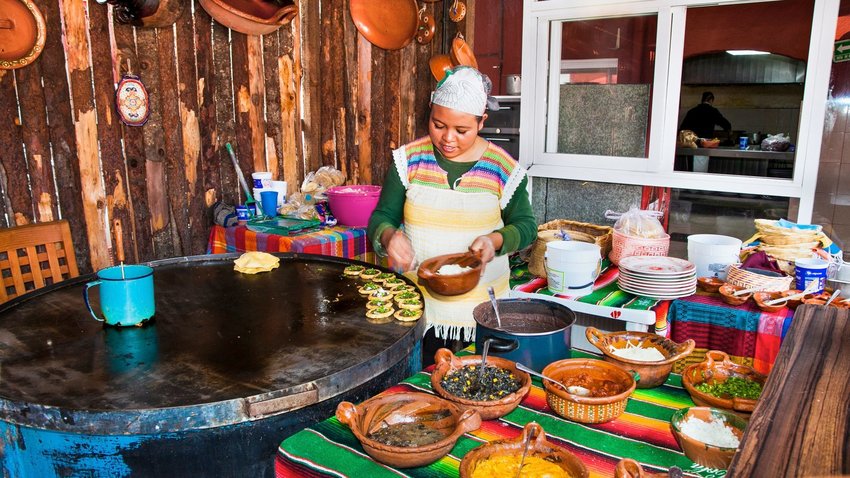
top-left (417, 251), bottom-right (483, 296)
top-left (586, 327), bottom-right (695, 389)
top-left (670, 406), bottom-right (747, 470)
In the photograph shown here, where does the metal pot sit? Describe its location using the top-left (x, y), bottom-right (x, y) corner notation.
top-left (473, 298), bottom-right (576, 372)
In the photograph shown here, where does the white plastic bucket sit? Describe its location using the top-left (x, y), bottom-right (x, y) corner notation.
top-left (545, 241), bottom-right (602, 297)
top-left (251, 171), bottom-right (272, 189)
top-left (687, 234), bottom-right (742, 280)
top-left (795, 257), bottom-right (830, 293)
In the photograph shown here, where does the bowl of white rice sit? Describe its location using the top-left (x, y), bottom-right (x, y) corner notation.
top-left (417, 252), bottom-right (483, 296)
top-left (585, 327), bottom-right (695, 389)
top-left (670, 406), bottom-right (747, 470)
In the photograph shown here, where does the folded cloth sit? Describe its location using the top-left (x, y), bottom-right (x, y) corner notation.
top-left (234, 251), bottom-right (280, 274)
top-left (740, 251), bottom-right (784, 275)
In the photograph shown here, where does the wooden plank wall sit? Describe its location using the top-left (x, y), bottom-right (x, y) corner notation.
top-left (0, 0), bottom-right (469, 273)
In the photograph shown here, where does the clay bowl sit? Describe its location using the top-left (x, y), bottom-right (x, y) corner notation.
top-left (718, 284), bottom-right (752, 306)
top-left (779, 289), bottom-right (807, 310)
top-left (541, 358), bottom-right (636, 424)
top-left (417, 251), bottom-right (483, 296)
top-left (336, 391), bottom-right (481, 468)
top-left (699, 138), bottom-right (720, 148)
top-left (430, 348), bottom-right (531, 421)
top-left (752, 291), bottom-right (787, 313)
top-left (614, 458), bottom-right (672, 477)
top-left (458, 422), bottom-right (589, 478)
top-left (697, 276), bottom-right (725, 293)
top-left (198, 0), bottom-right (297, 35)
top-left (670, 407), bottom-right (747, 470)
top-left (585, 327), bottom-right (695, 389)
top-left (681, 350), bottom-right (767, 418)
top-left (429, 54), bottom-right (453, 82)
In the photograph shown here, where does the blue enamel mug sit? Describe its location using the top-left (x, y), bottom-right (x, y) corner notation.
top-left (84, 265), bottom-right (156, 326)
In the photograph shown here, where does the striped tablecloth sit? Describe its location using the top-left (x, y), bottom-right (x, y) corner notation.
top-left (668, 292), bottom-right (794, 375)
top-left (206, 224), bottom-right (379, 264)
top-left (510, 258), bottom-right (672, 336)
top-left (276, 349), bottom-right (723, 478)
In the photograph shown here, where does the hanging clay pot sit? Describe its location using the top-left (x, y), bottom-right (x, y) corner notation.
top-left (0, 0), bottom-right (46, 70)
top-left (198, 0), bottom-right (297, 36)
top-left (448, 0), bottom-right (466, 22)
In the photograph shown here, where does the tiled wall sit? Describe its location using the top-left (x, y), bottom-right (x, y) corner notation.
top-left (815, 101), bottom-right (850, 258)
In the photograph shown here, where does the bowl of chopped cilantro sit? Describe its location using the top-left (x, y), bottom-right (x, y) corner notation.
top-left (682, 350), bottom-right (767, 418)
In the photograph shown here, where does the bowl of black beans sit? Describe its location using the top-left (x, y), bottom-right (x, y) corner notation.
top-left (430, 348), bottom-right (532, 421)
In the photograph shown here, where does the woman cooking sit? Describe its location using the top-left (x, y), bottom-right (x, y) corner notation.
top-left (367, 66), bottom-right (536, 363)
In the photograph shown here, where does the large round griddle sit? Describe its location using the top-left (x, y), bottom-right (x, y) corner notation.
top-left (0, 253), bottom-right (423, 434)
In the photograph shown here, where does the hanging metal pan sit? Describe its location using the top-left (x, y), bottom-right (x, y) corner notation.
top-left (0, 0), bottom-right (46, 70)
top-left (350, 0), bottom-right (418, 51)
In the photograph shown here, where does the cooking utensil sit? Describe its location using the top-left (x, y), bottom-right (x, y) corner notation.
top-left (515, 362), bottom-right (585, 392)
top-left (350, 0), bottom-right (418, 51)
top-left (825, 289), bottom-right (841, 306)
top-left (487, 286), bottom-right (502, 329)
top-left (448, 0), bottom-right (466, 22)
top-left (415, 3), bottom-right (435, 44)
top-left (765, 281), bottom-right (816, 306)
top-left (226, 143), bottom-right (255, 203)
top-left (0, 0), bottom-right (46, 70)
top-left (470, 337), bottom-right (491, 394)
top-left (450, 33), bottom-right (477, 69)
top-left (514, 424), bottom-right (537, 478)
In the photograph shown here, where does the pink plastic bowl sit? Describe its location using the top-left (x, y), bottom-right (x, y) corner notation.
top-left (326, 185), bottom-right (382, 227)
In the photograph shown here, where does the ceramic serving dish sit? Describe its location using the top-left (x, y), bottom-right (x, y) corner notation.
top-left (670, 407), bottom-right (747, 470)
top-left (585, 327), bottom-right (695, 389)
top-left (697, 276), bottom-right (725, 293)
top-left (458, 422), bottom-right (589, 478)
top-left (541, 358), bottom-right (636, 424)
top-left (336, 391), bottom-right (481, 468)
top-left (681, 350), bottom-right (767, 418)
top-left (718, 284), bottom-right (752, 306)
top-left (752, 291), bottom-right (787, 313)
top-left (417, 251), bottom-right (482, 296)
top-left (430, 348), bottom-right (531, 421)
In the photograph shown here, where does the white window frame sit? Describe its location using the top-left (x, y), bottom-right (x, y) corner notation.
top-left (519, 0), bottom-right (840, 223)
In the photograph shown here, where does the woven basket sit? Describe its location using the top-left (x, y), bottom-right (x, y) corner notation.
top-left (528, 220), bottom-right (613, 278)
top-left (726, 264), bottom-right (793, 292)
top-left (609, 230), bottom-right (670, 265)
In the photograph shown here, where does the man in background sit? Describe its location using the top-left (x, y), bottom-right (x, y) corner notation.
top-left (680, 91), bottom-right (732, 140)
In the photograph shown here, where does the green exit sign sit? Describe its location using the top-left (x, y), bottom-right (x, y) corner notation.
top-left (835, 40), bottom-right (850, 63)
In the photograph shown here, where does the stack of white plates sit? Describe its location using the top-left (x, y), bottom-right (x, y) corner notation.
top-left (617, 256), bottom-right (697, 300)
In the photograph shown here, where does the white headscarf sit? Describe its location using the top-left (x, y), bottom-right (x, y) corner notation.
top-left (430, 66), bottom-right (498, 116)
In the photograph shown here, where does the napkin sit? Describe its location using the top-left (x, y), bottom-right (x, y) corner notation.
top-left (234, 251), bottom-right (280, 274)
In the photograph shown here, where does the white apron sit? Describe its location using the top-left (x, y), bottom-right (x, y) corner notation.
top-left (403, 183), bottom-right (510, 342)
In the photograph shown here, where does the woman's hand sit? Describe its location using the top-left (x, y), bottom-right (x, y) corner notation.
top-left (469, 233), bottom-right (502, 266)
top-left (383, 229), bottom-right (416, 272)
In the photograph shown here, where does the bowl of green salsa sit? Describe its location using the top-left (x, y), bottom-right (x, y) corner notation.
top-left (682, 350), bottom-right (767, 418)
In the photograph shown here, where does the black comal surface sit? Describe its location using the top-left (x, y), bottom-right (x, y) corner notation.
top-left (0, 253), bottom-right (423, 434)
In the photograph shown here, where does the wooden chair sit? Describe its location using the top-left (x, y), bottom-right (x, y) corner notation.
top-left (0, 220), bottom-right (80, 304)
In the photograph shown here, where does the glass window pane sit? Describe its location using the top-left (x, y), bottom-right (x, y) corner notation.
top-left (547, 15), bottom-right (657, 158)
top-left (674, 0), bottom-right (814, 179)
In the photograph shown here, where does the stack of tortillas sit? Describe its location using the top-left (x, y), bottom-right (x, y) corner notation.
top-left (743, 219), bottom-right (832, 274)
top-left (234, 251), bottom-right (280, 274)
